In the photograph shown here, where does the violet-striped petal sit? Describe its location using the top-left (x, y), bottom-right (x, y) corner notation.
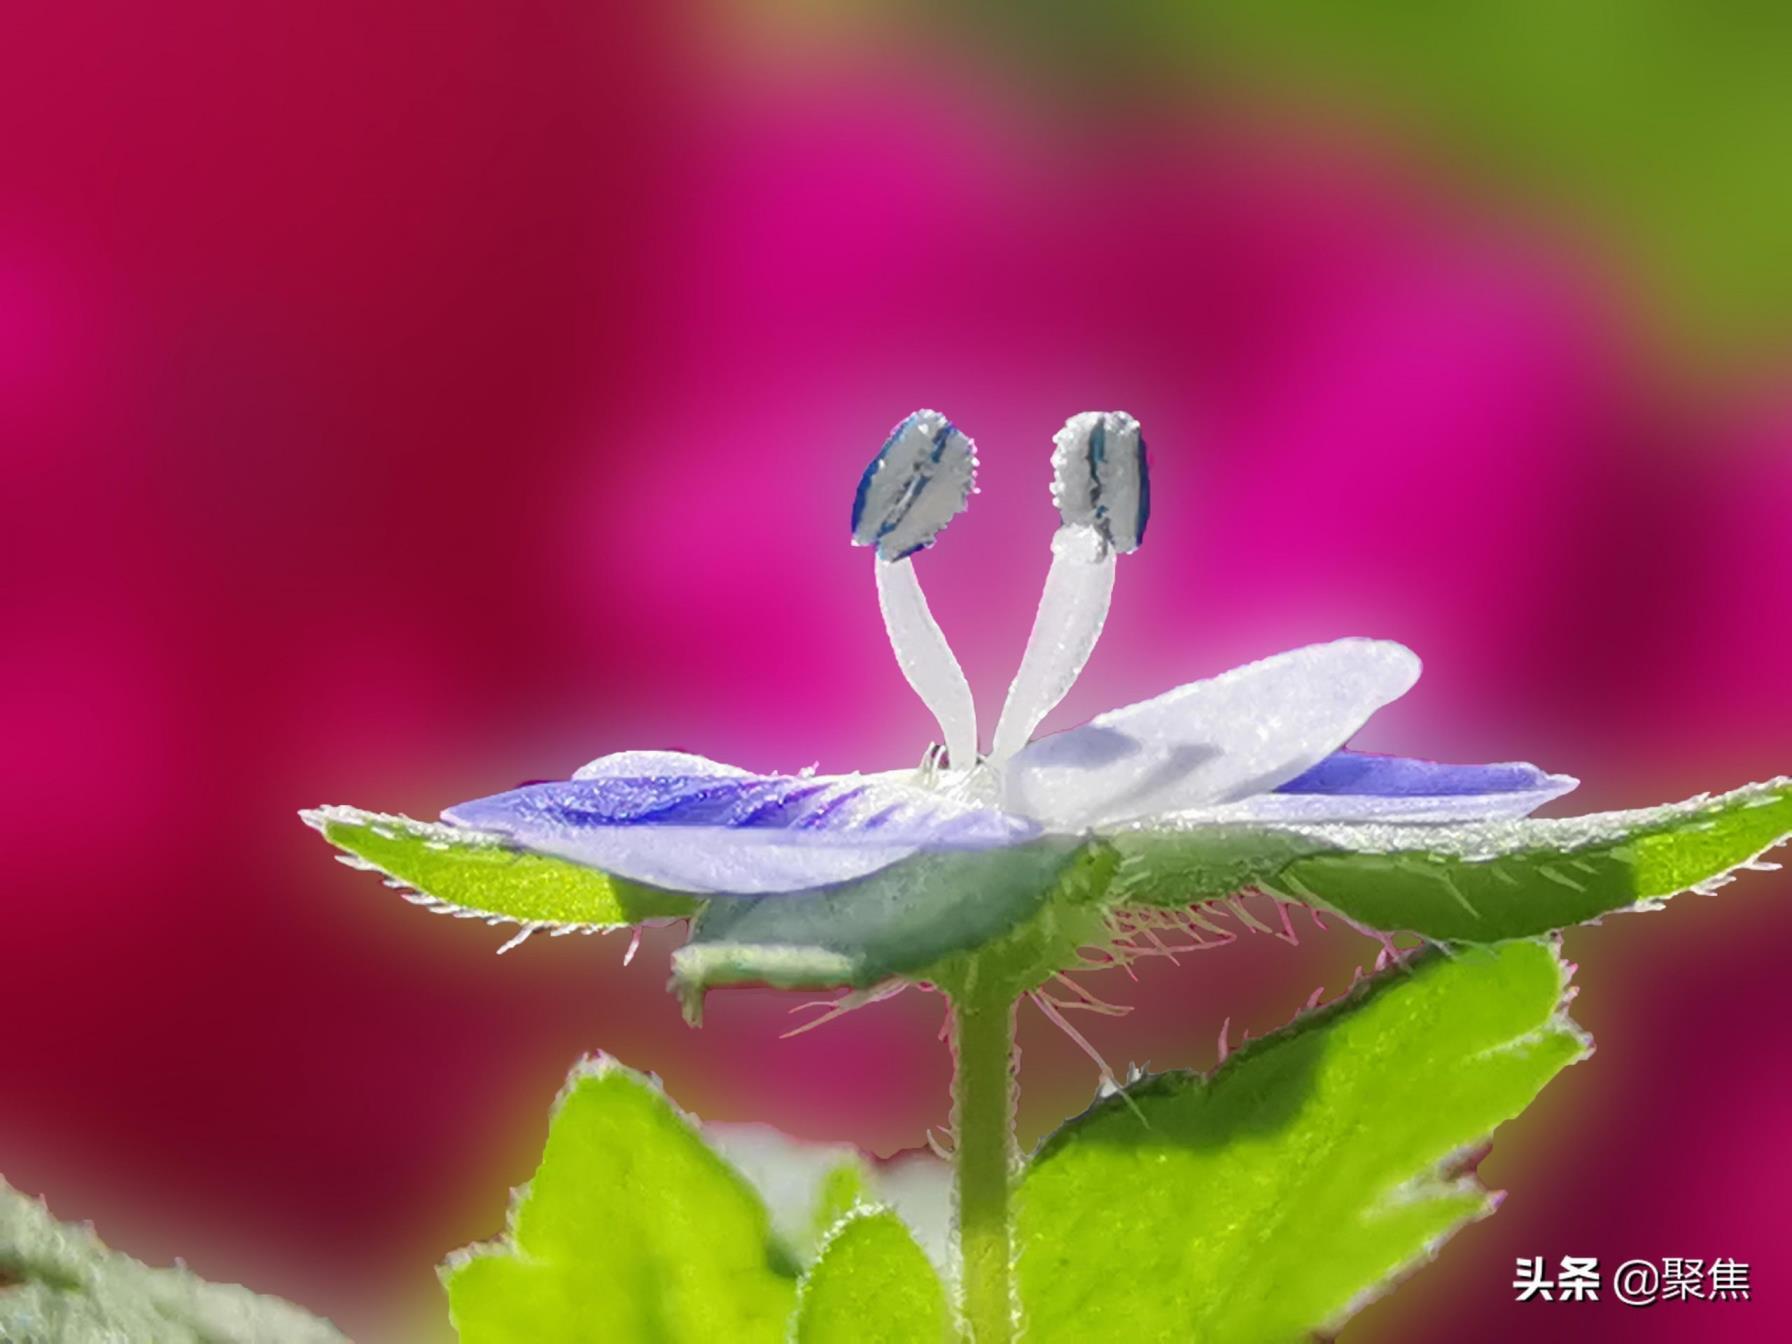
top-left (443, 760), bottom-right (1037, 896)
top-left (1154, 780), bottom-right (1576, 826)
top-left (1117, 752), bottom-right (1575, 827)
top-left (1276, 750), bottom-right (1567, 797)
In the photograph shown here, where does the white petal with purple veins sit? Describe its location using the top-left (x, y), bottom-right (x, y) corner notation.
top-left (1003, 639), bottom-right (1422, 830)
top-left (1155, 779), bottom-right (1577, 827)
top-left (443, 769), bottom-right (1038, 896)
top-left (1205, 749), bottom-right (1580, 822)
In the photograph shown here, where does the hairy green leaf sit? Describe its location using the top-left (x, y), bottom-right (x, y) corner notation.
top-left (303, 806), bottom-right (700, 932)
top-left (443, 1058), bottom-right (796, 1344)
top-left (0, 1180), bottom-right (346, 1344)
top-left (793, 1210), bottom-right (951, 1344)
top-left (1016, 939), bottom-right (1586, 1342)
top-left (671, 839), bottom-right (1117, 1015)
top-left (1111, 778), bottom-right (1791, 940)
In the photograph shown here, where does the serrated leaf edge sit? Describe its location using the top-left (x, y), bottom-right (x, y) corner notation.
top-left (1023, 939), bottom-right (1592, 1338)
top-left (301, 806), bottom-right (670, 942)
top-left (438, 1056), bottom-right (724, 1282)
top-left (787, 1207), bottom-right (947, 1344)
top-left (1252, 777), bottom-right (1792, 938)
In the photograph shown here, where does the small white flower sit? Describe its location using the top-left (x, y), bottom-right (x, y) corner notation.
top-left (441, 410), bottom-right (1574, 897)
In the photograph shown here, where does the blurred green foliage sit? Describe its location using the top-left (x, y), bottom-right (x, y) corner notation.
top-left (0, 1182), bottom-right (347, 1344)
top-left (757, 0), bottom-right (1792, 354)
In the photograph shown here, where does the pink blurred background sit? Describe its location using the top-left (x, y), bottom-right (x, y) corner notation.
top-left (4, 4), bottom-right (1788, 1340)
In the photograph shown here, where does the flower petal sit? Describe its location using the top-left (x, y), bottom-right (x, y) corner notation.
top-left (1208, 749), bottom-right (1580, 821)
top-left (443, 757), bottom-right (1038, 896)
top-left (572, 750), bottom-right (753, 781)
top-left (1276, 750), bottom-right (1569, 798)
top-left (1163, 786), bottom-right (1575, 826)
top-left (1003, 639), bottom-right (1422, 830)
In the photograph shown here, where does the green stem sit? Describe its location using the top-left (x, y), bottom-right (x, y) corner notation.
top-left (952, 984), bottom-right (1018, 1344)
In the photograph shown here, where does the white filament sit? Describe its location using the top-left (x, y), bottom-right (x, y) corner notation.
top-left (990, 524), bottom-right (1115, 765)
top-left (875, 556), bottom-right (979, 769)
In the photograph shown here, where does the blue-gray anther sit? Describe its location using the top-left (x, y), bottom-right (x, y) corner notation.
top-left (1050, 411), bottom-right (1150, 553)
top-left (851, 409), bottom-right (977, 561)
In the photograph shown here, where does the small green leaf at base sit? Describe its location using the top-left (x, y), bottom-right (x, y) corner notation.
top-left (793, 1210), bottom-right (951, 1344)
top-left (443, 1058), bottom-right (796, 1344)
top-left (1016, 939), bottom-right (1587, 1343)
top-left (0, 1180), bottom-right (347, 1343)
top-left (303, 806), bottom-right (700, 933)
top-left (671, 840), bottom-right (1115, 1011)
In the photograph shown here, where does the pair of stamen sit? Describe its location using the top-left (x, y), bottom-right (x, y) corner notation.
top-left (850, 409), bottom-right (1150, 773)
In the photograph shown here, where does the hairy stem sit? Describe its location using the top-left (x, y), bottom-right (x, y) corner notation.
top-left (952, 984), bottom-right (1018, 1343)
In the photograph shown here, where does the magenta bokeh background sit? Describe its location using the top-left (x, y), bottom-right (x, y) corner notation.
top-left (4, 6), bottom-right (1789, 1340)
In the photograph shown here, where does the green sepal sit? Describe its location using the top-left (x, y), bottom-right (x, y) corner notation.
top-left (302, 806), bottom-right (701, 933)
top-left (0, 1180), bottom-right (347, 1343)
top-left (1109, 778), bottom-right (1791, 941)
top-left (793, 1210), bottom-right (952, 1344)
top-left (442, 1057), bottom-right (796, 1344)
top-left (1016, 938), bottom-right (1587, 1342)
top-left (670, 839), bottom-right (1118, 1018)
